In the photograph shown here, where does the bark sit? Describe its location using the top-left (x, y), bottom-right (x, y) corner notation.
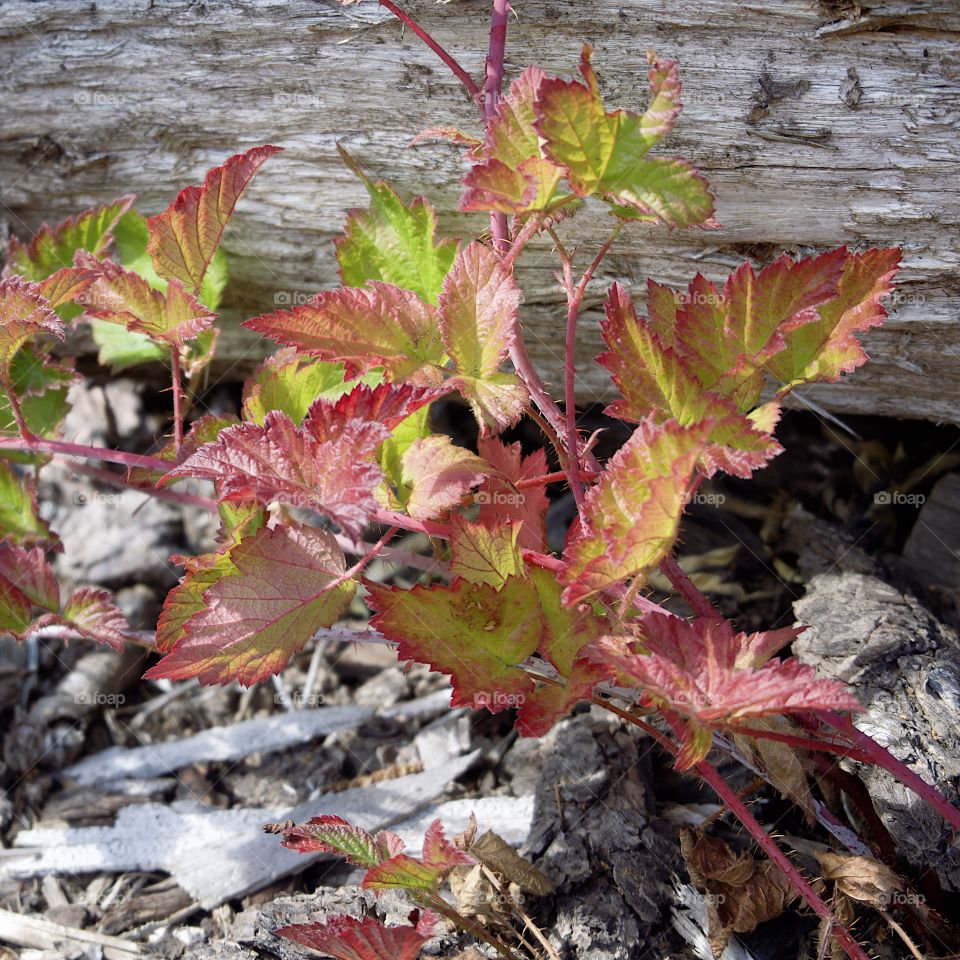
top-left (1, 1), bottom-right (958, 421)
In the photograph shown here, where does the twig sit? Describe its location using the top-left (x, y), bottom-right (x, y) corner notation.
top-left (0, 369), bottom-right (35, 440)
top-left (170, 348), bottom-right (184, 451)
top-left (377, 0), bottom-right (480, 100)
top-left (426, 893), bottom-right (523, 960)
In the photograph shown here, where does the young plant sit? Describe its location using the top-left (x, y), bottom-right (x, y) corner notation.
top-left (0, 2), bottom-right (955, 959)
top-left (270, 813), bottom-right (553, 960)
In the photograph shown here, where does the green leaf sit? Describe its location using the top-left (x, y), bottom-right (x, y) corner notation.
top-left (439, 242), bottom-right (528, 435)
top-left (535, 47), bottom-right (715, 228)
top-left (0, 348), bottom-right (76, 447)
top-left (90, 319), bottom-right (167, 370)
top-left (336, 145), bottom-right (457, 304)
top-left (449, 515), bottom-right (524, 588)
top-left (241, 349), bottom-right (372, 425)
top-left (378, 403), bottom-right (431, 500)
top-left (598, 283), bottom-right (782, 479)
top-left (560, 417), bottom-right (710, 604)
top-left (145, 523), bottom-right (356, 686)
top-left (367, 575), bottom-right (543, 710)
top-left (0, 461), bottom-right (55, 546)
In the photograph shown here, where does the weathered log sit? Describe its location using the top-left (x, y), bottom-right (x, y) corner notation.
top-left (1, 1), bottom-right (958, 421)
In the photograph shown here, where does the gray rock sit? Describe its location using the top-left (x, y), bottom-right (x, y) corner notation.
top-left (50, 482), bottom-right (183, 588)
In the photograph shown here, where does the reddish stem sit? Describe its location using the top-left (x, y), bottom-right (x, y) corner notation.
top-left (732, 724), bottom-right (867, 761)
top-left (67, 461), bottom-right (218, 511)
top-left (816, 710), bottom-right (960, 832)
top-left (674, 721), bottom-right (871, 960)
top-left (377, 0), bottom-right (481, 100)
top-left (0, 435), bottom-right (171, 472)
top-left (499, 213), bottom-right (544, 274)
top-left (515, 468), bottom-right (600, 490)
top-left (483, 0), bottom-right (511, 255)
top-left (344, 526), bottom-right (399, 581)
top-left (1, 369), bottom-right (36, 440)
top-left (171, 348), bottom-right (184, 451)
top-left (660, 554), bottom-right (718, 619)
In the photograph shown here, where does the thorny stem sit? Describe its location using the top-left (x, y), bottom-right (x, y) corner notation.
top-left (0, 435), bottom-right (171, 472)
top-left (525, 405), bottom-right (570, 473)
top-left (171, 348), bottom-right (184, 451)
top-left (426, 893), bottom-right (524, 960)
top-left (66, 461), bottom-right (218, 511)
top-left (500, 213), bottom-right (545, 274)
top-left (593, 698), bottom-right (871, 960)
top-left (670, 718), bottom-right (872, 960)
top-left (659, 554), bottom-right (718, 619)
top-left (344, 525), bottom-right (398, 581)
top-left (816, 709), bottom-right (960, 832)
top-left (553, 222), bottom-right (624, 514)
top-left (377, 0), bottom-right (481, 101)
top-left (483, 0), bottom-right (511, 255)
top-left (730, 723), bottom-right (868, 761)
top-left (662, 538), bottom-right (960, 832)
top-left (1, 369), bottom-right (35, 440)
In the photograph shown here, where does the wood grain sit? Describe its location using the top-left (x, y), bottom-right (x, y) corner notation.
top-left (1, 0), bottom-right (957, 422)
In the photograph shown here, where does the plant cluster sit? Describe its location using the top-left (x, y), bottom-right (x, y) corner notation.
top-left (0, 2), bottom-right (956, 959)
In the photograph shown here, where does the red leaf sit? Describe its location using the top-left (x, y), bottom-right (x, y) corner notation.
top-left (163, 393), bottom-right (400, 537)
top-left (476, 438), bottom-right (548, 552)
top-left (421, 818), bottom-right (475, 870)
top-left (765, 248), bottom-right (901, 388)
top-left (77, 253), bottom-right (215, 348)
top-left (276, 915), bottom-right (428, 960)
top-left (0, 544), bottom-right (59, 612)
top-left (36, 266), bottom-right (98, 310)
top-left (325, 381), bottom-right (442, 432)
top-left (0, 277), bottom-right (64, 367)
top-left (148, 145), bottom-right (282, 291)
top-left (399, 435), bottom-right (489, 522)
top-left (438, 243), bottom-right (527, 434)
top-left (515, 658), bottom-right (607, 738)
top-left (281, 815), bottom-right (404, 868)
top-left (586, 613), bottom-right (862, 768)
top-left (33, 587), bottom-right (129, 652)
top-left (244, 284), bottom-right (444, 384)
top-left (144, 523), bottom-right (355, 686)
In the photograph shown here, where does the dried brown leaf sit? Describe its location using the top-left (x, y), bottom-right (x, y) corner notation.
top-left (816, 851), bottom-right (903, 909)
top-left (471, 830), bottom-right (555, 895)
